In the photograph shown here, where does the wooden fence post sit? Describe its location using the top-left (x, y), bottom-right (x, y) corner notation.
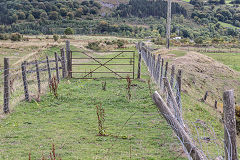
top-left (46, 56), bottom-right (51, 82)
top-left (137, 44), bottom-right (142, 79)
top-left (35, 60), bottom-right (41, 94)
top-left (164, 61), bottom-right (168, 78)
top-left (176, 69), bottom-right (182, 108)
top-left (55, 52), bottom-right (60, 82)
top-left (147, 51), bottom-right (150, 68)
top-left (3, 58), bottom-right (10, 113)
top-left (155, 54), bottom-right (161, 82)
top-left (160, 59), bottom-right (164, 87)
top-left (60, 48), bottom-right (67, 78)
top-left (170, 65), bottom-right (175, 88)
top-left (223, 90), bottom-right (238, 160)
top-left (152, 54), bottom-right (156, 79)
top-left (66, 40), bottom-right (72, 78)
top-left (21, 61), bottom-right (29, 101)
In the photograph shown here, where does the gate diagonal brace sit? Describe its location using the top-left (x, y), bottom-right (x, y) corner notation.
top-left (80, 52), bottom-right (125, 79)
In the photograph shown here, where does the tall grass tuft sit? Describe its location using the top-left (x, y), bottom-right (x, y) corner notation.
top-left (96, 104), bottom-right (106, 136)
top-left (126, 75), bottom-right (132, 100)
top-left (49, 76), bottom-right (59, 98)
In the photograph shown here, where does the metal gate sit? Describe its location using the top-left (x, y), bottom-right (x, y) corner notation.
top-left (70, 51), bottom-right (135, 79)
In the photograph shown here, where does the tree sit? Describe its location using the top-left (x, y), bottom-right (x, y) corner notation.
top-left (49, 11), bottom-right (59, 20)
top-left (220, 0), bottom-right (226, 4)
top-left (11, 14), bottom-right (18, 23)
top-left (67, 12), bottom-right (74, 20)
top-left (27, 14), bottom-right (35, 22)
top-left (18, 11), bottom-right (26, 20)
top-left (75, 8), bottom-right (83, 17)
top-left (40, 12), bottom-right (48, 19)
top-left (64, 27), bottom-right (74, 35)
top-left (60, 8), bottom-right (67, 17)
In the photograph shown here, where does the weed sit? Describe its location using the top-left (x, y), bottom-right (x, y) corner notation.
top-left (96, 104), bottom-right (106, 136)
top-left (126, 75), bottom-right (132, 100)
top-left (49, 76), bottom-right (59, 98)
top-left (102, 81), bottom-right (106, 91)
top-left (29, 144), bottom-right (61, 160)
top-left (148, 78), bottom-right (152, 95)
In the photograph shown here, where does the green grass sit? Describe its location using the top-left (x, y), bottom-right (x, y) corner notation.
top-left (169, 50), bottom-right (187, 57)
top-left (219, 22), bottom-right (240, 29)
top-left (0, 48), bottom-right (186, 159)
top-left (202, 52), bottom-right (240, 71)
top-left (0, 80), bottom-right (186, 159)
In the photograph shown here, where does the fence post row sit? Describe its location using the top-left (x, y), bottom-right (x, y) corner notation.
top-left (3, 58), bottom-right (10, 113)
top-left (55, 52), bottom-right (60, 82)
top-left (223, 90), bottom-right (238, 160)
top-left (60, 48), bottom-right (67, 78)
top-left (66, 40), bottom-right (72, 78)
top-left (21, 61), bottom-right (29, 102)
top-left (35, 60), bottom-right (41, 94)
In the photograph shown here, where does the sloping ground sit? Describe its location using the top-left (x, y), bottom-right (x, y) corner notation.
top-left (162, 51), bottom-right (240, 108)
top-left (156, 49), bottom-right (240, 155)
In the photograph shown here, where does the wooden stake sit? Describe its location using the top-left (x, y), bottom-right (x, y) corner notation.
top-left (55, 52), bottom-right (60, 82)
top-left (223, 90), bottom-right (238, 160)
top-left (60, 48), bottom-right (67, 78)
top-left (35, 60), bottom-right (41, 94)
top-left (46, 56), bottom-right (51, 82)
top-left (3, 58), bottom-right (10, 113)
top-left (137, 43), bottom-right (142, 79)
top-left (21, 61), bottom-right (29, 102)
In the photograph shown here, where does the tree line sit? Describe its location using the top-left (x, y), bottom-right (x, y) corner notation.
top-left (113, 0), bottom-right (188, 18)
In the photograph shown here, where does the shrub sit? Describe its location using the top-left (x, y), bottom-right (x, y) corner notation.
top-left (0, 34), bottom-right (9, 40)
top-left (53, 34), bottom-right (59, 42)
top-left (64, 27), bottom-right (74, 35)
top-left (86, 41), bottom-right (101, 51)
top-left (10, 33), bottom-right (22, 41)
top-left (116, 39), bottom-right (125, 48)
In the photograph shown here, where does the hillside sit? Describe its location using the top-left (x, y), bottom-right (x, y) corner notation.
top-left (0, 0), bottom-right (240, 42)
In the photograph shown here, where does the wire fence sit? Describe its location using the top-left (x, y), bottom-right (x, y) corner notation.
top-left (0, 47), bottom-right (67, 116)
top-left (137, 41), bottom-right (238, 160)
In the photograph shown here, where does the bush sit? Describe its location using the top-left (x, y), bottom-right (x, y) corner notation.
top-left (64, 27), bottom-right (74, 35)
top-left (0, 34), bottom-right (9, 40)
top-left (10, 33), bottom-right (22, 41)
top-left (116, 39), bottom-right (125, 48)
top-left (53, 34), bottom-right (59, 42)
top-left (86, 41), bottom-right (101, 51)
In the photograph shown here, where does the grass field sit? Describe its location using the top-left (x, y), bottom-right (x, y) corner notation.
top-left (202, 52), bottom-right (240, 72)
top-left (219, 22), bottom-right (240, 29)
top-left (0, 47), bottom-right (187, 159)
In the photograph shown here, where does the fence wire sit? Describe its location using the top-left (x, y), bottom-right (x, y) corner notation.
top-left (138, 42), bottom-right (233, 160)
